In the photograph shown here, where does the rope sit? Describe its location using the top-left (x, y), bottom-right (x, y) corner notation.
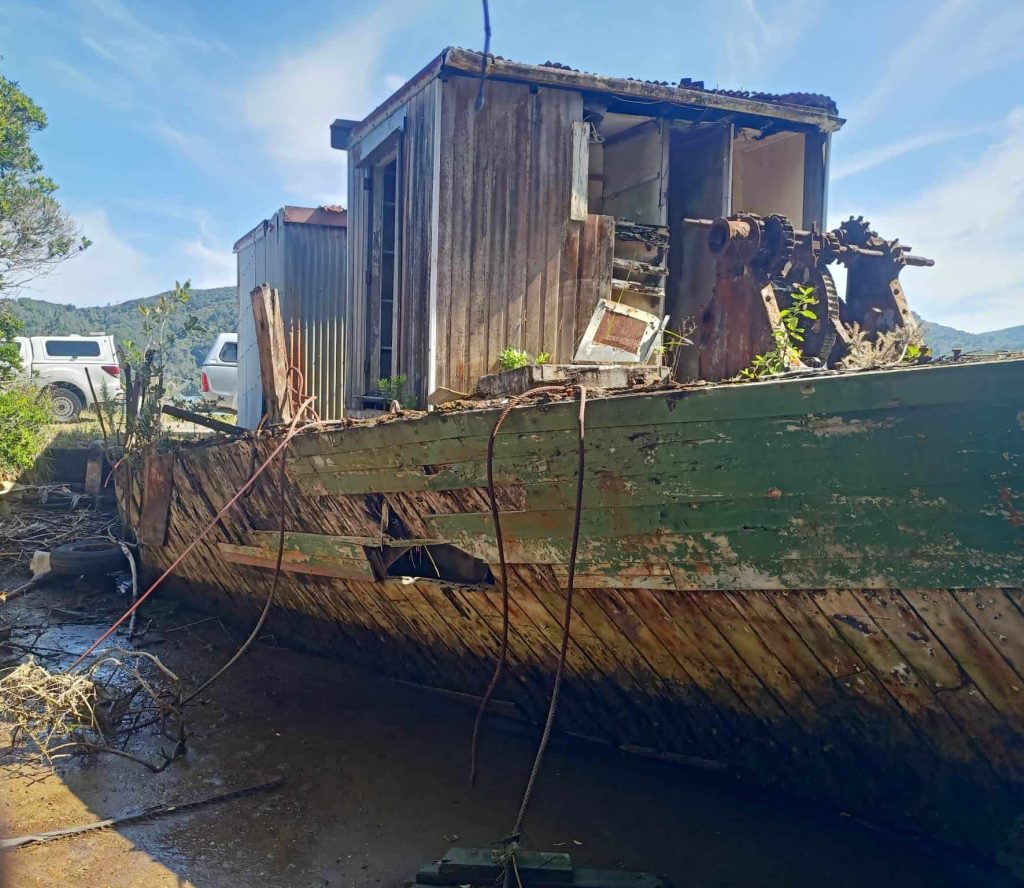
top-left (68, 396), bottom-right (317, 672)
top-left (468, 385), bottom-right (580, 787)
top-left (466, 384), bottom-right (587, 880)
top-left (507, 386), bottom-right (586, 854)
top-left (182, 397), bottom-right (306, 704)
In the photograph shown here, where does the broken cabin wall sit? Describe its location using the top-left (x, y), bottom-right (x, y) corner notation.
top-left (434, 75), bottom-right (584, 394)
top-left (346, 80), bottom-right (438, 412)
top-left (598, 119), bottom-right (668, 226)
top-left (731, 130), bottom-right (806, 225)
top-left (665, 123), bottom-right (733, 381)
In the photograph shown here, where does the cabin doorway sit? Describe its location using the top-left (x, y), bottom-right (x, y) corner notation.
top-left (364, 145), bottom-right (402, 405)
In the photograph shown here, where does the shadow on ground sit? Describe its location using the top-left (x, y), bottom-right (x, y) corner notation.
top-left (1, 581), bottom-right (1019, 888)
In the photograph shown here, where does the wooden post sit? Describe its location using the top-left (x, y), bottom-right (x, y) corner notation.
top-left (250, 284), bottom-right (292, 425)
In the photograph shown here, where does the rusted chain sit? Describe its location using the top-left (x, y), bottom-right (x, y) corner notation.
top-left (468, 385), bottom-right (578, 787)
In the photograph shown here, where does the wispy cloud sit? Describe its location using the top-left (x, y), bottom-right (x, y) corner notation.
top-left (20, 209), bottom-right (165, 307)
top-left (832, 106), bottom-right (1024, 332)
top-left (830, 123), bottom-right (993, 182)
top-left (239, 6), bottom-right (411, 200)
top-left (182, 239), bottom-right (234, 289)
top-left (721, 0), bottom-right (822, 86)
top-left (850, 0), bottom-right (1024, 124)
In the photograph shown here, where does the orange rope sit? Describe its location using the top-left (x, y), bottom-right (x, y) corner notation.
top-left (68, 397), bottom-right (317, 671)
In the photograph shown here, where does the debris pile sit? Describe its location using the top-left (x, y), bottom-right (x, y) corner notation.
top-left (0, 648), bottom-right (185, 773)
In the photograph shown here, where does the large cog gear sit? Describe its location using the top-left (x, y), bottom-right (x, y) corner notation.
top-left (774, 263), bottom-right (841, 364)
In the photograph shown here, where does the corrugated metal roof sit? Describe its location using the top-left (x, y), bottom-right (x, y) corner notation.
top-left (233, 206), bottom-right (347, 253)
top-left (347, 48), bottom-right (843, 145)
top-left (538, 60), bottom-right (837, 115)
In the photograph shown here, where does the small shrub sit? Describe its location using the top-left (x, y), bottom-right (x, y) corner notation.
top-left (377, 374), bottom-right (409, 406)
top-left (498, 347), bottom-right (532, 371)
top-left (0, 383), bottom-right (51, 477)
top-left (839, 321), bottom-right (931, 369)
top-left (740, 285), bottom-right (818, 380)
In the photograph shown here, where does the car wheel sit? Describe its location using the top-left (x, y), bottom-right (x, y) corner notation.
top-left (49, 387), bottom-right (83, 423)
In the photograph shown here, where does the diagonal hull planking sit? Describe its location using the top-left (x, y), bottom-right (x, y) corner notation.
top-left (121, 358), bottom-right (1024, 871)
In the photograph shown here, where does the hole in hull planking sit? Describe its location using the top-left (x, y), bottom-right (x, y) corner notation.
top-left (373, 544), bottom-right (495, 586)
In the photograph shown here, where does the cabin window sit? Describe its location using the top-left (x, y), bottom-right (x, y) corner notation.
top-left (363, 145), bottom-right (402, 404)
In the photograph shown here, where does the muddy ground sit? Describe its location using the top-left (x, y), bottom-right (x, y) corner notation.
top-left (0, 577), bottom-right (1019, 888)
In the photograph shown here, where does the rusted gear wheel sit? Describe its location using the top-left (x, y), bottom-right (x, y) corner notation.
top-left (774, 263), bottom-right (841, 364)
top-left (837, 216), bottom-right (874, 250)
top-left (762, 213), bottom-right (796, 276)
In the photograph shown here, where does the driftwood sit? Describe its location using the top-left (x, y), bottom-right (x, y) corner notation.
top-left (250, 283), bottom-right (292, 425)
top-left (0, 778), bottom-right (285, 849)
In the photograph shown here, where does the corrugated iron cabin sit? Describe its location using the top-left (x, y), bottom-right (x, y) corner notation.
top-left (332, 47), bottom-right (841, 411)
top-left (234, 205), bottom-right (348, 426)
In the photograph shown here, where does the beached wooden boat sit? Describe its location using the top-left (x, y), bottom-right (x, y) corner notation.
top-left (121, 355), bottom-right (1024, 869)
top-left (118, 49), bottom-right (1023, 871)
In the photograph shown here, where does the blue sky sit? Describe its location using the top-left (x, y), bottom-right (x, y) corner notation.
top-left (2, 0), bottom-right (1023, 331)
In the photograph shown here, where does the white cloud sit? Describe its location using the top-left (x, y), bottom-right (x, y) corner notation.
top-left (239, 8), bottom-right (402, 200)
top-left (830, 123), bottom-right (992, 182)
top-left (831, 107), bottom-right (1024, 332)
top-left (850, 0), bottom-right (1024, 124)
top-left (18, 209), bottom-right (164, 307)
top-left (721, 0), bottom-right (822, 86)
top-left (182, 239), bottom-right (234, 289)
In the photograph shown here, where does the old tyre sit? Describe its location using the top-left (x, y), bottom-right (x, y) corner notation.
top-left (49, 538), bottom-right (126, 575)
top-left (49, 387), bottom-right (83, 423)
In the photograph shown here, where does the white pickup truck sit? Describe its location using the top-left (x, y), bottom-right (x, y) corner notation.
top-left (199, 332), bottom-right (238, 412)
top-left (14, 334), bottom-right (123, 422)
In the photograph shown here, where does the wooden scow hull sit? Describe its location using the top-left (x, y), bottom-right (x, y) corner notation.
top-left (122, 359), bottom-right (1024, 870)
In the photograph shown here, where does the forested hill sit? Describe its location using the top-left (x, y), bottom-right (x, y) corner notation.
top-left (10, 285), bottom-right (236, 396)
top-left (917, 316), bottom-right (1024, 355)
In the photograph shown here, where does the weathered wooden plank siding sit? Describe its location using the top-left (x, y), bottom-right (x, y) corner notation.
top-left (435, 76), bottom-right (584, 393)
top-left (345, 81), bottom-right (436, 410)
top-left (128, 359), bottom-right (1024, 866)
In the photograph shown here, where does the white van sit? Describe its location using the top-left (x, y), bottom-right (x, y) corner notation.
top-left (14, 334), bottom-right (123, 422)
top-left (200, 333), bottom-right (238, 412)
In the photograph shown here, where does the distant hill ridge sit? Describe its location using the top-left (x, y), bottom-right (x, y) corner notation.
top-left (10, 285), bottom-right (236, 396)
top-left (917, 315), bottom-right (1024, 355)
top-left (9, 287), bottom-right (1024, 394)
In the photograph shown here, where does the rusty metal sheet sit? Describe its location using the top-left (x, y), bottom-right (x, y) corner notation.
top-left (139, 451), bottom-right (174, 547)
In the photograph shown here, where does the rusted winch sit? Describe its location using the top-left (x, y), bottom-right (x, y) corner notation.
top-left (688, 213), bottom-right (934, 380)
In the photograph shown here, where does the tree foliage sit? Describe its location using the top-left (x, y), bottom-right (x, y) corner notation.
top-left (0, 73), bottom-right (89, 295)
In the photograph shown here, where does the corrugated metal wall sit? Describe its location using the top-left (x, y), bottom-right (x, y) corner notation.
top-left (235, 212), bottom-right (346, 426)
top-left (236, 219), bottom-right (283, 429)
top-left (283, 221), bottom-right (347, 420)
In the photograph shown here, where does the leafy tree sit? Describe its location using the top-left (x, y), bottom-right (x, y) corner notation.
top-left (0, 73), bottom-right (90, 295)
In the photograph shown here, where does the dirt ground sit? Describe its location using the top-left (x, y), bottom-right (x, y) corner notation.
top-left (1, 578), bottom-right (1019, 888)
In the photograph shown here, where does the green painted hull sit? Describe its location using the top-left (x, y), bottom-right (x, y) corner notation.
top-left (124, 358), bottom-right (1024, 872)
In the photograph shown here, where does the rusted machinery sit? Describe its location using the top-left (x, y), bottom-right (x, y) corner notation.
top-left (686, 213), bottom-right (934, 380)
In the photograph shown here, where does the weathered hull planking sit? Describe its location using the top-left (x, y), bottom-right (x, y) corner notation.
top-left (121, 358), bottom-right (1024, 871)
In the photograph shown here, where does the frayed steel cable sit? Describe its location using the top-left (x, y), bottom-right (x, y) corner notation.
top-left (466, 383), bottom-right (588, 881)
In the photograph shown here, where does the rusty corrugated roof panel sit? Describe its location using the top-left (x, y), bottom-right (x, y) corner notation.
top-left (347, 48), bottom-right (844, 149)
top-left (282, 205), bottom-right (348, 227)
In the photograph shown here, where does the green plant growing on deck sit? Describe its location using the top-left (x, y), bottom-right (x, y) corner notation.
top-left (122, 280), bottom-right (205, 454)
top-left (377, 374), bottom-right (409, 406)
top-left (498, 347), bottom-right (550, 372)
top-left (739, 285), bottom-right (818, 380)
top-left (498, 347), bottom-right (531, 371)
top-left (840, 321), bottom-right (931, 369)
